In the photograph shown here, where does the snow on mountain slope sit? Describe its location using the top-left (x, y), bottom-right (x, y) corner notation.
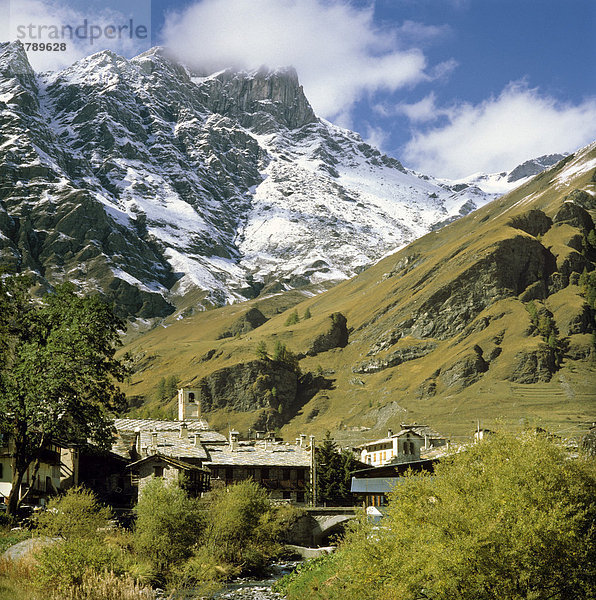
top-left (0, 42), bottom-right (557, 317)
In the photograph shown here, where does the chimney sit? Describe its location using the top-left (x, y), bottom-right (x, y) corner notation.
top-left (229, 430), bottom-right (239, 452)
top-left (299, 433), bottom-right (307, 448)
top-left (191, 433), bottom-right (199, 446)
top-left (388, 429), bottom-right (393, 437)
top-left (180, 422), bottom-right (188, 439)
top-left (151, 430), bottom-right (158, 450)
top-left (142, 446), bottom-right (148, 457)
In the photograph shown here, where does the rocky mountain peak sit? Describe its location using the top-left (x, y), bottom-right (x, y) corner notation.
top-left (195, 65), bottom-right (317, 132)
top-left (507, 153), bottom-right (567, 183)
top-left (0, 45), bottom-right (559, 320)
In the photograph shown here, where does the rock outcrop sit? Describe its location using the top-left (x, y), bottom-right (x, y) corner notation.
top-left (352, 341), bottom-right (437, 374)
top-left (197, 360), bottom-right (298, 413)
top-left (307, 313), bottom-right (349, 356)
top-left (217, 307), bottom-right (268, 339)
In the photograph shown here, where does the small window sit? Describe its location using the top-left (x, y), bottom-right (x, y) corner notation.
top-left (0, 463), bottom-right (3, 479)
top-left (296, 492), bottom-right (305, 503)
top-left (282, 491), bottom-right (291, 500)
top-left (188, 392), bottom-right (195, 403)
top-left (154, 466), bottom-right (164, 478)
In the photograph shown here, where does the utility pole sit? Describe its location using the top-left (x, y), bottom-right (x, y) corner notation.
top-left (310, 435), bottom-right (316, 507)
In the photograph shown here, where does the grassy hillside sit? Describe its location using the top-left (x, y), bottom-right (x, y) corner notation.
top-left (120, 143), bottom-right (596, 443)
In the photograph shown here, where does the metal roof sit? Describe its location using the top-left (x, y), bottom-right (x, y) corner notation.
top-left (351, 477), bottom-right (402, 494)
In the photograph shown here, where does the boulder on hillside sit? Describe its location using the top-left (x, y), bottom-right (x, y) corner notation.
top-left (217, 307), bottom-right (268, 339)
top-left (307, 312), bottom-right (349, 356)
top-left (553, 202), bottom-right (594, 233)
top-left (508, 346), bottom-right (557, 383)
top-left (352, 341), bottom-right (437, 374)
top-left (507, 209), bottom-right (552, 237)
top-left (439, 347), bottom-right (489, 390)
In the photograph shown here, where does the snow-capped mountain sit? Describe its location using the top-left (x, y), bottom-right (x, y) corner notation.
top-left (440, 154), bottom-right (567, 196)
top-left (0, 41), bottom-right (558, 318)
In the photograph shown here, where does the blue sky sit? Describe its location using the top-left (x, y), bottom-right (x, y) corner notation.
top-left (4, 0), bottom-right (596, 177)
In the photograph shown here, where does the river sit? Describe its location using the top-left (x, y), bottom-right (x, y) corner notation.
top-left (162, 560), bottom-right (300, 600)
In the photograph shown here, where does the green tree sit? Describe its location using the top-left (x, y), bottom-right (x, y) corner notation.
top-left (0, 278), bottom-right (129, 516)
top-left (316, 432), bottom-right (358, 506)
top-left (255, 340), bottom-right (269, 361)
top-left (155, 375), bottom-right (180, 403)
top-left (272, 341), bottom-right (300, 373)
top-left (134, 477), bottom-right (204, 572)
top-left (283, 431), bottom-right (596, 600)
top-left (284, 310), bottom-right (299, 326)
top-left (303, 307), bottom-right (312, 320)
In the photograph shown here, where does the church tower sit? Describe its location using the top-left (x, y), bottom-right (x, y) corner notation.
top-left (178, 388), bottom-right (201, 421)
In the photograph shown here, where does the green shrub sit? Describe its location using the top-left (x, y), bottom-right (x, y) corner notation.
top-left (36, 487), bottom-right (112, 540)
top-left (34, 538), bottom-right (124, 591)
top-left (282, 431), bottom-right (596, 600)
top-left (133, 477), bottom-right (204, 572)
top-left (199, 480), bottom-right (296, 572)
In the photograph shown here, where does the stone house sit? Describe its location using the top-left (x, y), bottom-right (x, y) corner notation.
top-left (355, 425), bottom-right (426, 467)
top-left (127, 454), bottom-right (210, 498)
top-left (204, 431), bottom-right (311, 503)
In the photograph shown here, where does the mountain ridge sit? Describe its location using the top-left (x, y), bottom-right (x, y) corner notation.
top-left (119, 140), bottom-right (596, 440)
top-left (1, 41), bottom-right (558, 319)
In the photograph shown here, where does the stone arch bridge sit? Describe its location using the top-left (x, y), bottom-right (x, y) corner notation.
top-left (288, 506), bottom-right (359, 546)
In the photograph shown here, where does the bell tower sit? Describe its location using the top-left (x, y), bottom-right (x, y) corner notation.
top-left (178, 388), bottom-right (201, 421)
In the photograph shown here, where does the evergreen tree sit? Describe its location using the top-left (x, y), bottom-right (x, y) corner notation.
top-left (284, 310), bottom-right (299, 326)
top-left (256, 340), bottom-right (269, 360)
top-left (316, 432), bottom-right (357, 506)
top-left (303, 307), bottom-right (312, 320)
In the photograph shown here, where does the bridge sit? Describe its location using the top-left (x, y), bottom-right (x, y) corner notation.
top-left (289, 506), bottom-right (359, 546)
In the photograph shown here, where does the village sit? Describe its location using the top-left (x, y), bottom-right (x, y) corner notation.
top-left (0, 387), bottom-right (466, 520)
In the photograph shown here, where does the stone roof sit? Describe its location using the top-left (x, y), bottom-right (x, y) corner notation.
top-left (111, 431), bottom-right (137, 459)
top-left (114, 418), bottom-right (211, 432)
top-left (408, 425), bottom-right (445, 439)
top-left (138, 431), bottom-right (209, 460)
top-left (204, 443), bottom-right (311, 468)
top-left (127, 453), bottom-right (209, 472)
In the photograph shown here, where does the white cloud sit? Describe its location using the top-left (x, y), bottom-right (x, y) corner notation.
top-left (402, 83), bottom-right (596, 178)
top-left (161, 0), bottom-right (447, 121)
top-left (377, 92), bottom-right (452, 123)
top-left (363, 124), bottom-right (390, 150)
top-left (6, 0), bottom-right (151, 72)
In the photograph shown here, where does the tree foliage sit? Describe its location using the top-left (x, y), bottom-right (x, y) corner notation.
top-left (0, 276), bottom-right (129, 515)
top-left (133, 477), bottom-right (204, 572)
top-left (316, 432), bottom-right (358, 506)
top-left (154, 375), bottom-right (179, 404)
top-left (284, 310), bottom-right (299, 326)
top-left (37, 487), bottom-right (112, 540)
top-left (255, 340), bottom-right (269, 361)
top-left (272, 341), bottom-right (300, 373)
top-left (282, 431), bottom-right (596, 600)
